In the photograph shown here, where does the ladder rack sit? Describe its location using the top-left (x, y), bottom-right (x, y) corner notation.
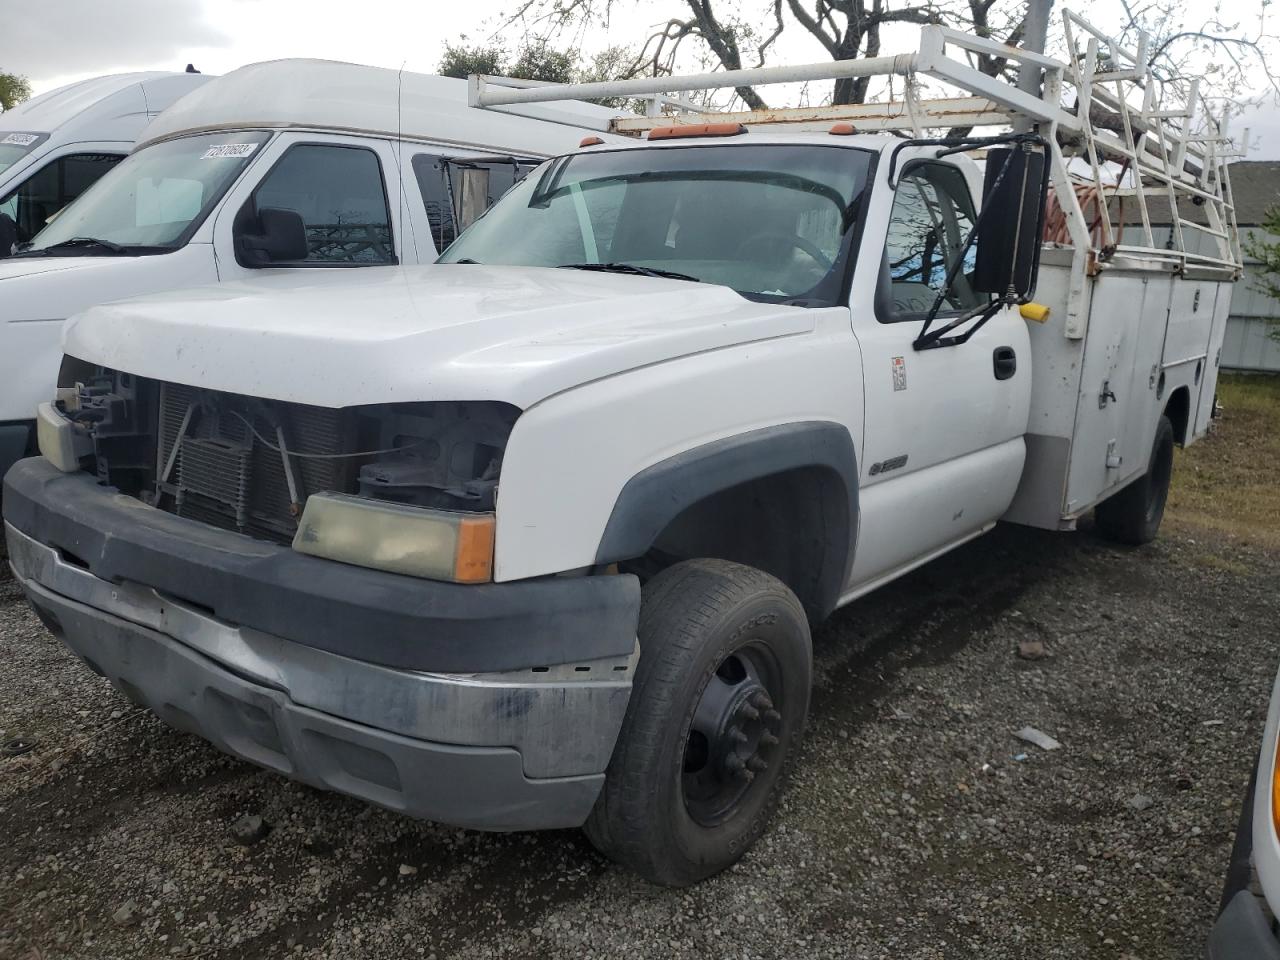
top-left (469, 9), bottom-right (1245, 333)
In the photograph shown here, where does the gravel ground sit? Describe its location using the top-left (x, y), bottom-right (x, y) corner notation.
top-left (2, 426), bottom-right (1278, 959)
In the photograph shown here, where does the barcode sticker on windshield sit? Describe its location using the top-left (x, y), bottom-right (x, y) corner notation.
top-left (201, 143), bottom-right (257, 160)
top-left (2, 133), bottom-right (38, 146)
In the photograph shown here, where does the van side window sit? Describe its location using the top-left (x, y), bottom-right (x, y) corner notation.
top-left (881, 162), bottom-right (983, 319)
top-left (249, 144), bottom-right (393, 264)
top-left (0, 152), bottom-right (123, 244)
top-left (412, 155), bottom-right (537, 254)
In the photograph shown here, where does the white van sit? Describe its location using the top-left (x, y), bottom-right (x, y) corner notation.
top-left (0, 71), bottom-right (213, 255)
top-left (0, 58), bottom-right (621, 479)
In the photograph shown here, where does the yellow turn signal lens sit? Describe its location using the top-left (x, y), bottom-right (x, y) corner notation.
top-left (293, 493), bottom-right (494, 583)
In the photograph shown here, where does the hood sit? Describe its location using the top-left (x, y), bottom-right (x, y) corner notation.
top-left (0, 247), bottom-right (216, 323)
top-left (64, 265), bottom-right (816, 409)
top-left (0, 255), bottom-right (99, 285)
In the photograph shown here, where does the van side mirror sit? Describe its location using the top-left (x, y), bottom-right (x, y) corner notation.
top-left (236, 207), bottom-right (308, 265)
top-left (972, 145), bottom-right (1048, 300)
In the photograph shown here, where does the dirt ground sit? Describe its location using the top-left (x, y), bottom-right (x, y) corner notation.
top-left (2, 374), bottom-right (1278, 960)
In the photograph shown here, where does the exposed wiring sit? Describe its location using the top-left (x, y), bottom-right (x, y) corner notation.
top-left (228, 410), bottom-right (420, 460)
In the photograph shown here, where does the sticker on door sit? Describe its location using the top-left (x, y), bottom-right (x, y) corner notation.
top-left (892, 356), bottom-right (907, 391)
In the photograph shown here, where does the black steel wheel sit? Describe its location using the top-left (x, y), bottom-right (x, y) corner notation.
top-left (584, 559), bottom-right (811, 887)
top-left (682, 644), bottom-right (784, 827)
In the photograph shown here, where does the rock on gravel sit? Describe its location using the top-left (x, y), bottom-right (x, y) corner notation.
top-left (229, 813), bottom-right (270, 846)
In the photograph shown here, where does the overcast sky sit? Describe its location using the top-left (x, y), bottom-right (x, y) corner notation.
top-left (4, 0), bottom-right (1278, 159)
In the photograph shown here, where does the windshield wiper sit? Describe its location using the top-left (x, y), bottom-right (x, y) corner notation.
top-left (16, 236), bottom-right (131, 257)
top-left (15, 236), bottom-right (167, 258)
top-left (558, 262), bottom-right (701, 283)
top-left (43, 236), bottom-right (128, 253)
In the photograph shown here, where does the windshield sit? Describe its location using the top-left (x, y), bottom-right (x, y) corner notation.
top-left (25, 131), bottom-right (271, 254)
top-left (438, 143), bottom-right (874, 305)
top-left (0, 132), bottom-right (48, 177)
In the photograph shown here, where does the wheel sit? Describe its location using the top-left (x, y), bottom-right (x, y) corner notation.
top-left (1095, 415), bottom-right (1175, 545)
top-left (584, 559), bottom-right (812, 886)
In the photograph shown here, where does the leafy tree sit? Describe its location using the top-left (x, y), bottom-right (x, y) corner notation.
top-left (1244, 208), bottom-right (1280, 342)
top-left (439, 44), bottom-right (508, 79)
top-left (510, 40), bottom-right (577, 83)
top-left (0, 71), bottom-right (32, 112)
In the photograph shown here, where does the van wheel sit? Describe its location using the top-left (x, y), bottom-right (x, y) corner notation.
top-left (1095, 415), bottom-right (1175, 545)
top-left (584, 559), bottom-right (811, 887)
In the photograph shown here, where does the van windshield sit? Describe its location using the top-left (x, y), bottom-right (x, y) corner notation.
top-left (23, 131), bottom-right (270, 255)
top-left (438, 143), bottom-right (874, 305)
top-left (0, 132), bottom-right (49, 177)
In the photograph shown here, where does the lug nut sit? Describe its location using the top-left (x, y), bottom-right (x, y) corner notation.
top-left (740, 704), bottom-right (760, 721)
top-left (730, 727), bottom-right (749, 744)
top-left (747, 756), bottom-right (768, 772)
top-left (764, 709), bottom-right (782, 723)
top-left (751, 691), bottom-right (773, 710)
top-left (736, 767), bottom-right (756, 782)
top-left (726, 753), bottom-right (745, 771)
top-left (760, 731), bottom-right (779, 747)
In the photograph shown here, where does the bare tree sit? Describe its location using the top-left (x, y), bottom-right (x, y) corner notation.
top-left (1109, 0), bottom-right (1280, 118)
top-left (498, 0), bottom-right (1032, 109)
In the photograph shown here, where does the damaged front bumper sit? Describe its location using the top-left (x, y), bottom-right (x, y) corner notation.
top-left (4, 458), bottom-right (641, 831)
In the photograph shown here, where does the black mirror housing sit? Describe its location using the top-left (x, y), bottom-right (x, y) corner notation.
top-left (236, 207), bottom-right (308, 265)
top-left (973, 145), bottom-right (1048, 300)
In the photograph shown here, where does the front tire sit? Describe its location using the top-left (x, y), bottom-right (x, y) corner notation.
top-left (1095, 415), bottom-right (1175, 545)
top-left (584, 559), bottom-right (812, 887)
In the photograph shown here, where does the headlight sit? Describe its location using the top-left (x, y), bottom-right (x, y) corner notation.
top-left (292, 492), bottom-right (495, 583)
top-left (36, 399), bottom-right (92, 473)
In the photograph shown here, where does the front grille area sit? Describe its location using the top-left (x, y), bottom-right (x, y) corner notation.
top-left (154, 382), bottom-right (354, 544)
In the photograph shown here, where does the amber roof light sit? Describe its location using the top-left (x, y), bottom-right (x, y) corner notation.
top-left (648, 122), bottom-right (748, 141)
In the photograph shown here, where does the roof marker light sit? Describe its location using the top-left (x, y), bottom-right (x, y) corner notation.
top-left (579, 135), bottom-right (605, 147)
top-left (829, 122), bottom-right (858, 136)
top-left (648, 122), bottom-right (748, 141)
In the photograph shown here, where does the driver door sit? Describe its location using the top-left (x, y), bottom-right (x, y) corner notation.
top-left (847, 156), bottom-right (1031, 591)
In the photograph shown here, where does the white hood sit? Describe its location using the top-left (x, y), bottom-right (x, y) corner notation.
top-left (0, 248), bottom-right (215, 322)
top-left (64, 265), bottom-right (815, 408)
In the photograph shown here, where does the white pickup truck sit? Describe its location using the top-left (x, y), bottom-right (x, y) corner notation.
top-left (3, 16), bottom-right (1243, 885)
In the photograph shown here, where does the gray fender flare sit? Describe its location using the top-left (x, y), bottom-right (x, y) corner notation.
top-left (594, 421), bottom-right (858, 619)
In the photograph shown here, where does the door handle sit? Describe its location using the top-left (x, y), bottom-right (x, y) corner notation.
top-left (993, 346), bottom-right (1017, 380)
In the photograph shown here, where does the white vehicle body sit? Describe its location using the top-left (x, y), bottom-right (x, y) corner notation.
top-left (0, 71), bottom-right (212, 233)
top-left (2, 12), bottom-right (1246, 876)
top-left (0, 59), bottom-right (623, 476)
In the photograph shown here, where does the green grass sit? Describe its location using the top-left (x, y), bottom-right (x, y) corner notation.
top-left (1167, 373), bottom-right (1280, 547)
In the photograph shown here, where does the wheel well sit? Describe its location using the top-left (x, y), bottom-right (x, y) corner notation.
top-left (638, 466), bottom-right (851, 622)
top-left (1164, 386), bottom-right (1191, 445)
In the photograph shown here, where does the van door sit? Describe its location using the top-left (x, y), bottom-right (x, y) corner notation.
top-left (212, 133), bottom-right (407, 280)
top-left (846, 156), bottom-right (1031, 593)
top-left (0, 147), bottom-right (124, 253)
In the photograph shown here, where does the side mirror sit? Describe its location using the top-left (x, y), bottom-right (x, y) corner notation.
top-left (236, 207), bottom-right (308, 265)
top-left (973, 145), bottom-right (1048, 300)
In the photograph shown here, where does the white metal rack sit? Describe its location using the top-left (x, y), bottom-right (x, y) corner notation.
top-left (469, 9), bottom-right (1244, 334)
